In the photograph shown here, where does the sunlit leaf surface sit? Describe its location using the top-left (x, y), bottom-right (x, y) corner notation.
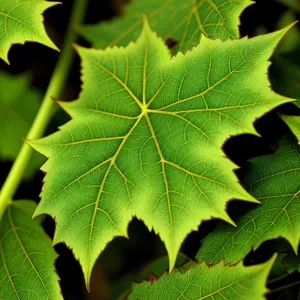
top-left (30, 21), bottom-right (292, 286)
top-left (129, 256), bottom-right (275, 300)
top-left (0, 0), bottom-right (59, 63)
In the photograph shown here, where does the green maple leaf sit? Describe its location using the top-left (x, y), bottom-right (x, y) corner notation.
top-left (129, 256), bottom-right (276, 299)
top-left (0, 0), bottom-right (59, 64)
top-left (0, 200), bottom-right (62, 299)
top-left (78, 0), bottom-right (252, 52)
top-left (0, 72), bottom-right (44, 179)
top-left (29, 20), bottom-right (293, 286)
top-left (196, 134), bottom-right (300, 264)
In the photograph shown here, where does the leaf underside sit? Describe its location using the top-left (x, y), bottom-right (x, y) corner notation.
top-left (30, 20), bottom-right (292, 286)
top-left (197, 134), bottom-right (300, 265)
top-left (129, 256), bottom-right (275, 300)
top-left (0, 200), bottom-right (62, 299)
top-left (78, 0), bottom-right (252, 53)
top-left (0, 0), bottom-right (59, 63)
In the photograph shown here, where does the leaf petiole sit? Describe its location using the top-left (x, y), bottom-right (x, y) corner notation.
top-left (267, 279), bottom-right (300, 294)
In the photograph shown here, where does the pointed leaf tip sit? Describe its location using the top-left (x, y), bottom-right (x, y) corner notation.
top-left (129, 255), bottom-right (276, 299)
top-left (0, 1), bottom-right (60, 63)
top-left (270, 22), bottom-right (298, 49)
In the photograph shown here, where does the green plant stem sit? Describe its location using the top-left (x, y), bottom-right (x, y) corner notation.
top-left (268, 273), bottom-right (291, 284)
top-left (0, 0), bottom-right (89, 220)
top-left (267, 279), bottom-right (300, 294)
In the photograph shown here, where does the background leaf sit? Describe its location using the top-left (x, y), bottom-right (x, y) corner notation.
top-left (0, 200), bottom-right (62, 299)
top-left (275, 0), bottom-right (300, 13)
top-left (268, 20), bottom-right (300, 144)
top-left (29, 21), bottom-right (293, 286)
top-left (196, 134), bottom-right (300, 264)
top-left (129, 255), bottom-right (276, 300)
top-left (78, 0), bottom-right (252, 53)
top-left (0, 72), bottom-right (44, 179)
top-left (269, 253), bottom-right (289, 279)
top-left (281, 100), bottom-right (300, 143)
top-left (273, 10), bottom-right (300, 54)
top-left (0, 0), bottom-right (59, 63)
top-left (272, 55), bottom-right (300, 99)
top-left (283, 252), bottom-right (300, 273)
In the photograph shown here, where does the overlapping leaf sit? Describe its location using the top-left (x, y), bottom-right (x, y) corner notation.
top-left (129, 256), bottom-right (276, 299)
top-left (283, 252), bottom-right (300, 273)
top-left (78, 0), bottom-right (252, 53)
top-left (0, 0), bottom-right (59, 63)
top-left (196, 134), bottom-right (300, 264)
top-left (268, 253), bottom-right (289, 279)
top-left (0, 200), bottom-right (62, 299)
top-left (111, 254), bottom-right (188, 299)
top-left (29, 20), bottom-right (293, 286)
top-left (270, 35), bottom-right (300, 143)
top-left (0, 72), bottom-right (44, 179)
top-left (281, 100), bottom-right (300, 143)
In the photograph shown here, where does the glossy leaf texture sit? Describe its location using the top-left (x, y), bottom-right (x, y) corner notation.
top-left (196, 134), bottom-right (300, 264)
top-left (0, 0), bottom-right (59, 63)
top-left (29, 21), bottom-right (293, 286)
top-left (0, 200), bottom-right (62, 299)
top-left (0, 72), bottom-right (44, 179)
top-left (129, 256), bottom-right (276, 299)
top-left (78, 0), bottom-right (252, 53)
